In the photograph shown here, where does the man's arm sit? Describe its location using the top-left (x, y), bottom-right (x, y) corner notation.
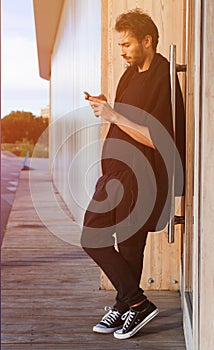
top-left (88, 97), bottom-right (155, 149)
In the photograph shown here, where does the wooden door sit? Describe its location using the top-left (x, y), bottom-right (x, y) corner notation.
top-left (100, 0), bottom-right (186, 291)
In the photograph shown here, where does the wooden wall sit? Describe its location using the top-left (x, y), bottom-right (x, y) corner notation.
top-left (100, 0), bottom-right (186, 291)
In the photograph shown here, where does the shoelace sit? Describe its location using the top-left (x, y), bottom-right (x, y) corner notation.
top-left (121, 309), bottom-right (136, 331)
top-left (101, 306), bottom-right (121, 327)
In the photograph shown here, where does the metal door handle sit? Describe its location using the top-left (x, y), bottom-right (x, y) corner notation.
top-left (168, 45), bottom-right (186, 243)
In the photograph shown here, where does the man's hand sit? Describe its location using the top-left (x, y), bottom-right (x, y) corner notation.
top-left (84, 92), bottom-right (114, 122)
top-left (89, 99), bottom-right (117, 123)
top-left (85, 92), bottom-right (155, 149)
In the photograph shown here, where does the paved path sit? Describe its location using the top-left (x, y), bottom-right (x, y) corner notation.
top-left (1, 158), bottom-right (186, 349)
top-left (1, 152), bottom-right (24, 242)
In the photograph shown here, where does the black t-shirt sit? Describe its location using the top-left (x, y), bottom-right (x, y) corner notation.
top-left (102, 53), bottom-right (185, 180)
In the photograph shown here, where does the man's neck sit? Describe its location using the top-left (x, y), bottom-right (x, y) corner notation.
top-left (138, 51), bottom-right (155, 72)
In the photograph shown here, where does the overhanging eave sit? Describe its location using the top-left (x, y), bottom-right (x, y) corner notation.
top-left (33, 0), bottom-right (64, 80)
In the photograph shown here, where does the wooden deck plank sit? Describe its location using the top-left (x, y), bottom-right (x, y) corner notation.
top-left (2, 344), bottom-right (186, 350)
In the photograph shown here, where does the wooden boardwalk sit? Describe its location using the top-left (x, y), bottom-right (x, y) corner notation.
top-left (1, 159), bottom-right (186, 350)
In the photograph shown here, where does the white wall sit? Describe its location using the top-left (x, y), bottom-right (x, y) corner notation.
top-left (50, 0), bottom-right (102, 225)
top-left (185, 1), bottom-right (214, 349)
top-left (198, 0), bottom-right (214, 348)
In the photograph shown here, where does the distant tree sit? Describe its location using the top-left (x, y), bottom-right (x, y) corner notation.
top-left (1, 111), bottom-right (49, 144)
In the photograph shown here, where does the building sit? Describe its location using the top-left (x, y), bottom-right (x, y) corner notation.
top-left (33, 1), bottom-right (214, 349)
top-left (41, 104), bottom-right (50, 119)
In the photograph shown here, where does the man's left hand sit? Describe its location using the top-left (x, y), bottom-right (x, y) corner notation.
top-left (90, 99), bottom-right (117, 123)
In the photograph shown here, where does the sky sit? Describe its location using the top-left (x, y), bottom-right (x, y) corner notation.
top-left (1, 0), bottom-right (49, 118)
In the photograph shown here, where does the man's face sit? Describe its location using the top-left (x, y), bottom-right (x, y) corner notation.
top-left (118, 31), bottom-right (146, 67)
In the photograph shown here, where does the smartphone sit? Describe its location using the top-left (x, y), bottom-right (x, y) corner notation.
top-left (83, 91), bottom-right (91, 100)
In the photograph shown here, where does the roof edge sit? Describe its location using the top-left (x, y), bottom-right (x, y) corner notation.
top-left (33, 0), bottom-right (64, 80)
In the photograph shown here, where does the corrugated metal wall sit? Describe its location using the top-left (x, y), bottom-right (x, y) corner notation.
top-left (50, 0), bottom-right (102, 225)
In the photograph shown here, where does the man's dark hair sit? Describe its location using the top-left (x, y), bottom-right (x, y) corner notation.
top-left (115, 8), bottom-right (159, 51)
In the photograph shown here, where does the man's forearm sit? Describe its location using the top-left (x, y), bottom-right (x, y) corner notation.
top-left (88, 97), bottom-right (155, 149)
top-left (113, 111), bottom-right (155, 149)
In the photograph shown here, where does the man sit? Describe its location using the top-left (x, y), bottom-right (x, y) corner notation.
top-left (81, 9), bottom-right (185, 340)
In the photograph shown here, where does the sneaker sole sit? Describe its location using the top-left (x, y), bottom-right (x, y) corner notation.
top-left (113, 308), bottom-right (159, 339)
top-left (93, 325), bottom-right (122, 334)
